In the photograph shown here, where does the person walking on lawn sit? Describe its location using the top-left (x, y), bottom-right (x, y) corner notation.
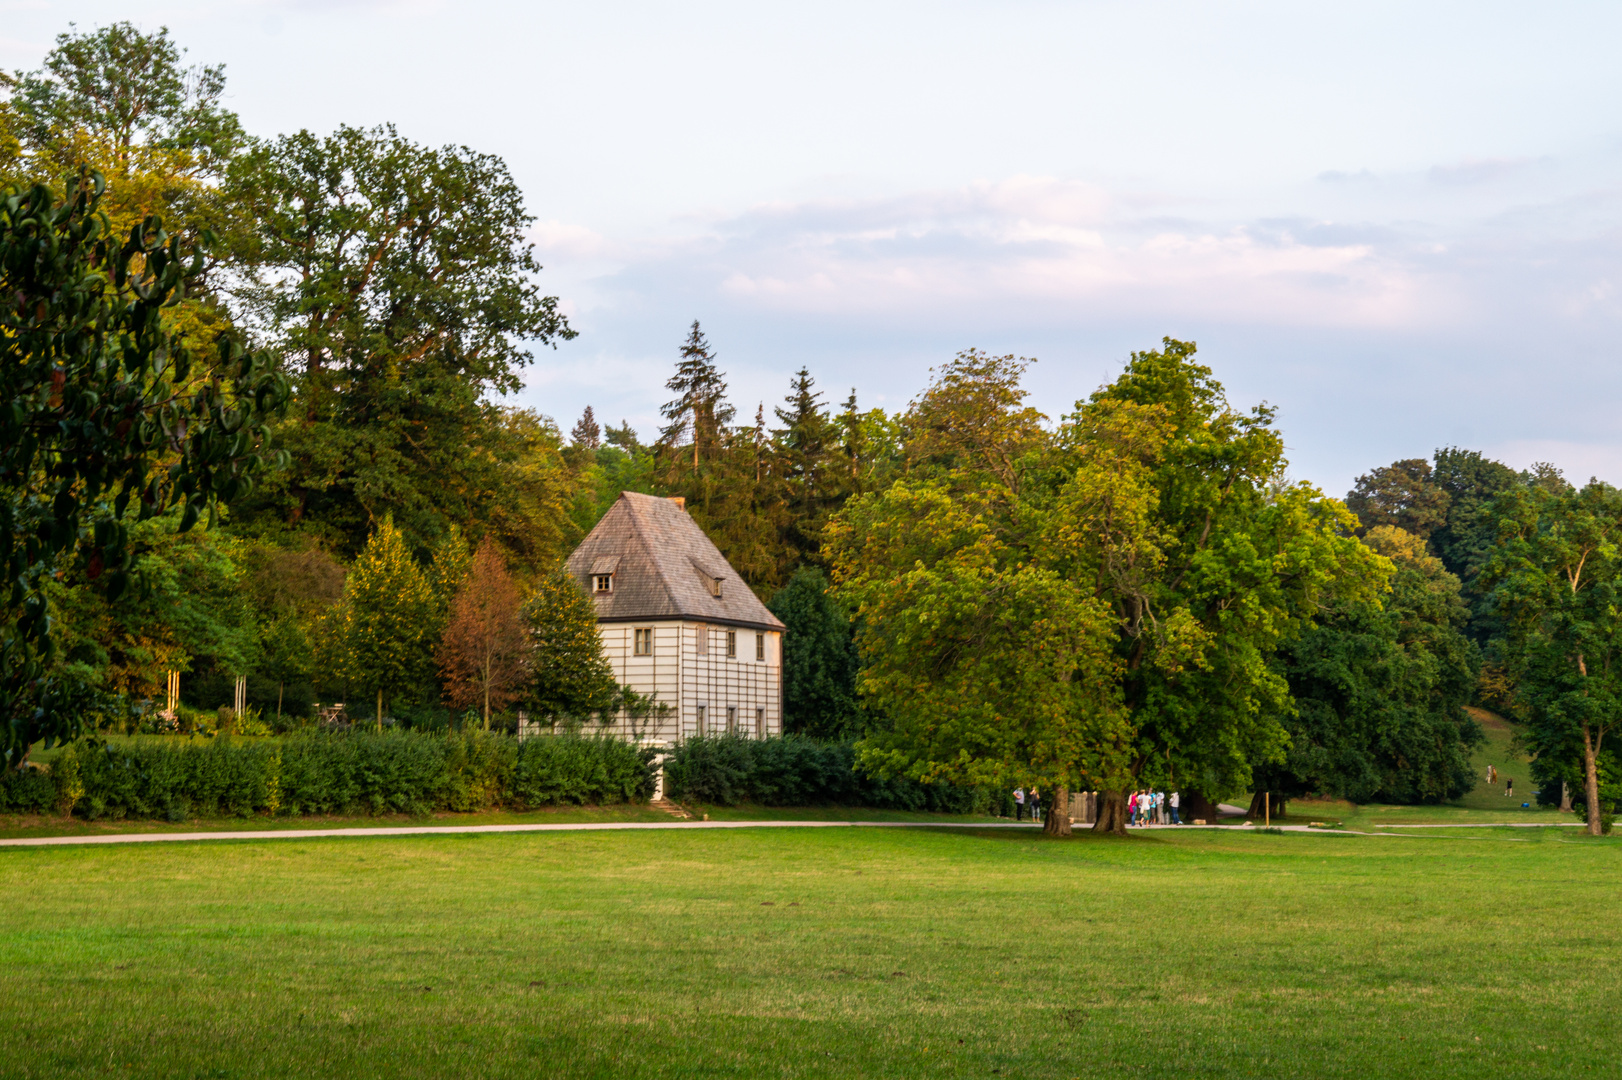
top-left (1013, 787), bottom-right (1026, 820)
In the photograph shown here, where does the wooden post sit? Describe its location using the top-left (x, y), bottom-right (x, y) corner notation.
top-left (1265, 791), bottom-right (1270, 828)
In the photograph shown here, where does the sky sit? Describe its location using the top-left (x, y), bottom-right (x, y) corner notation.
top-left (7, 0), bottom-right (1622, 494)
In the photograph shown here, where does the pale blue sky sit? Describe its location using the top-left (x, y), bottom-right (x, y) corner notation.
top-left (9, 1), bottom-right (1622, 493)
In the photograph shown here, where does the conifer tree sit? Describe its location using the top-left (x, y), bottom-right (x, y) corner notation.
top-left (570, 406), bottom-right (601, 449)
top-left (658, 321), bottom-right (734, 470)
top-left (338, 516), bottom-right (436, 730)
top-left (525, 568), bottom-right (617, 719)
top-left (775, 368), bottom-right (842, 568)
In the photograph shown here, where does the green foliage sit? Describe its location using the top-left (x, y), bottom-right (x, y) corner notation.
top-left (1082, 340), bottom-right (1385, 802)
top-left (524, 569), bottom-right (617, 718)
top-left (1270, 527), bottom-right (1484, 804)
top-left (661, 735), bottom-right (983, 812)
top-left (54, 730), bottom-right (655, 819)
top-left (0, 765), bottom-right (55, 812)
top-left (1345, 458), bottom-right (1450, 539)
top-left (768, 568), bottom-right (862, 737)
top-left (0, 170), bottom-right (286, 762)
top-left (1484, 480), bottom-right (1622, 833)
top-left (225, 124), bottom-right (575, 560)
top-left (334, 517), bottom-right (436, 720)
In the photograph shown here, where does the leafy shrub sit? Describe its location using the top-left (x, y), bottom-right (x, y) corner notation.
top-left (0, 767), bottom-right (56, 813)
top-left (54, 730), bottom-right (656, 820)
top-left (661, 735), bottom-right (984, 812)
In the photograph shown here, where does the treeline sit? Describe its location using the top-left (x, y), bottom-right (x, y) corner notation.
top-left (2, 25), bottom-right (1615, 833)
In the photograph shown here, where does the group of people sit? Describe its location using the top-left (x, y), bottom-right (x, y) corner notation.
top-left (1487, 765), bottom-right (1514, 797)
top-left (1129, 789), bottom-right (1179, 826)
top-left (1012, 786), bottom-right (1043, 821)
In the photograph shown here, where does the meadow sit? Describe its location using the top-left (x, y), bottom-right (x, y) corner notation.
top-left (1, 820), bottom-right (1618, 1079)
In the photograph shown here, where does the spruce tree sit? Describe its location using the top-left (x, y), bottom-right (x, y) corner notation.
top-left (570, 406), bottom-right (601, 449)
top-left (658, 321), bottom-right (734, 469)
top-left (774, 368), bottom-right (841, 568)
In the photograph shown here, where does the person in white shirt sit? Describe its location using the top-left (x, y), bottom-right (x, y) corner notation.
top-left (1169, 790), bottom-right (1181, 825)
top-left (1013, 787), bottom-right (1026, 821)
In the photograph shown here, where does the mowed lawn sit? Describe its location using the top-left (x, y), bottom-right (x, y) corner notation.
top-left (1, 826), bottom-right (1618, 1079)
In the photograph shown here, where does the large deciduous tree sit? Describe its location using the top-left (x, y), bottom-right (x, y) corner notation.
top-left (1485, 481), bottom-right (1622, 835)
top-left (1084, 340), bottom-right (1384, 831)
top-left (1261, 526), bottom-right (1482, 811)
top-left (226, 124), bottom-right (575, 558)
top-left (0, 171), bottom-right (285, 763)
top-left (437, 538), bottom-right (529, 728)
top-left (1345, 458), bottom-right (1451, 540)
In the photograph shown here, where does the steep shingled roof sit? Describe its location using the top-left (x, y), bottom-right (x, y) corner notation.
top-left (566, 492), bottom-right (786, 631)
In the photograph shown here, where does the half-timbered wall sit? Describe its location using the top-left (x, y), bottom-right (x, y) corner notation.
top-left (596, 620), bottom-right (781, 745)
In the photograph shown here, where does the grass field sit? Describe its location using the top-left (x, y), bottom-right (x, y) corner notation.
top-left (3, 822), bottom-right (1619, 1079)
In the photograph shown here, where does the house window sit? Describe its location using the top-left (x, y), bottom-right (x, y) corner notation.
top-left (594, 574), bottom-right (613, 593)
top-left (695, 623), bottom-right (707, 656)
top-left (726, 631), bottom-right (737, 658)
top-left (696, 705), bottom-right (707, 736)
top-left (726, 706), bottom-right (737, 735)
top-left (634, 628), bottom-right (653, 656)
top-left (755, 708), bottom-right (765, 737)
top-left (756, 633), bottom-right (765, 662)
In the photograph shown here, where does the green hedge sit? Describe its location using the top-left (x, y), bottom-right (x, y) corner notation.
top-left (661, 735), bottom-right (987, 812)
top-left (44, 731), bottom-right (655, 821)
top-left (0, 767), bottom-right (57, 814)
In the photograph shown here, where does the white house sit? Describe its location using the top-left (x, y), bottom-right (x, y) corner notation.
top-left (564, 491), bottom-right (786, 745)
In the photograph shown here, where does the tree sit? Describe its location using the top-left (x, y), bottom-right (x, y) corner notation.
top-left (774, 369), bottom-right (842, 569)
top-left (1075, 340), bottom-right (1384, 832)
top-left (828, 353), bottom-right (1126, 838)
top-left (903, 350), bottom-right (1046, 492)
top-left (1429, 446), bottom-right (1521, 645)
top-left (336, 516), bottom-right (436, 730)
top-left (225, 124), bottom-right (574, 556)
top-left (570, 406), bottom-right (601, 450)
top-left (437, 538), bottom-right (529, 728)
top-left (1485, 481), bottom-right (1622, 835)
top-left (524, 569), bottom-right (617, 719)
top-left (768, 568), bottom-right (861, 737)
top-left (1346, 458), bottom-right (1451, 540)
top-left (0, 171), bottom-right (285, 763)
top-left (658, 321), bottom-right (734, 470)
top-left (1262, 526), bottom-right (1482, 810)
top-left (11, 23), bottom-right (243, 172)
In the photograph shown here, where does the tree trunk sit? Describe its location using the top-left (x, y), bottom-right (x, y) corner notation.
top-left (1583, 724), bottom-right (1603, 836)
top-left (1246, 791), bottom-right (1288, 822)
top-left (376, 689), bottom-right (383, 734)
top-left (1560, 780), bottom-right (1572, 814)
top-left (1044, 785), bottom-right (1072, 837)
top-left (1183, 790), bottom-right (1223, 824)
top-left (277, 681), bottom-right (284, 722)
top-left (1092, 789), bottom-right (1128, 835)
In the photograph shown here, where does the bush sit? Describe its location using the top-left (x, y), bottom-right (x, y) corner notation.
top-left (0, 766), bottom-right (56, 813)
top-left (661, 735), bottom-right (984, 812)
top-left (54, 730), bottom-right (657, 820)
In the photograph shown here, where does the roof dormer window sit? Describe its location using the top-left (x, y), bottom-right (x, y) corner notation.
top-left (590, 555), bottom-right (621, 594)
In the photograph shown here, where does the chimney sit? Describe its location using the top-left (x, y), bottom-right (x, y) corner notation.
top-left (668, 496), bottom-right (686, 511)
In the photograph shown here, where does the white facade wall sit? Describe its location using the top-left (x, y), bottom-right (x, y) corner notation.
top-left (596, 620), bottom-right (782, 745)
